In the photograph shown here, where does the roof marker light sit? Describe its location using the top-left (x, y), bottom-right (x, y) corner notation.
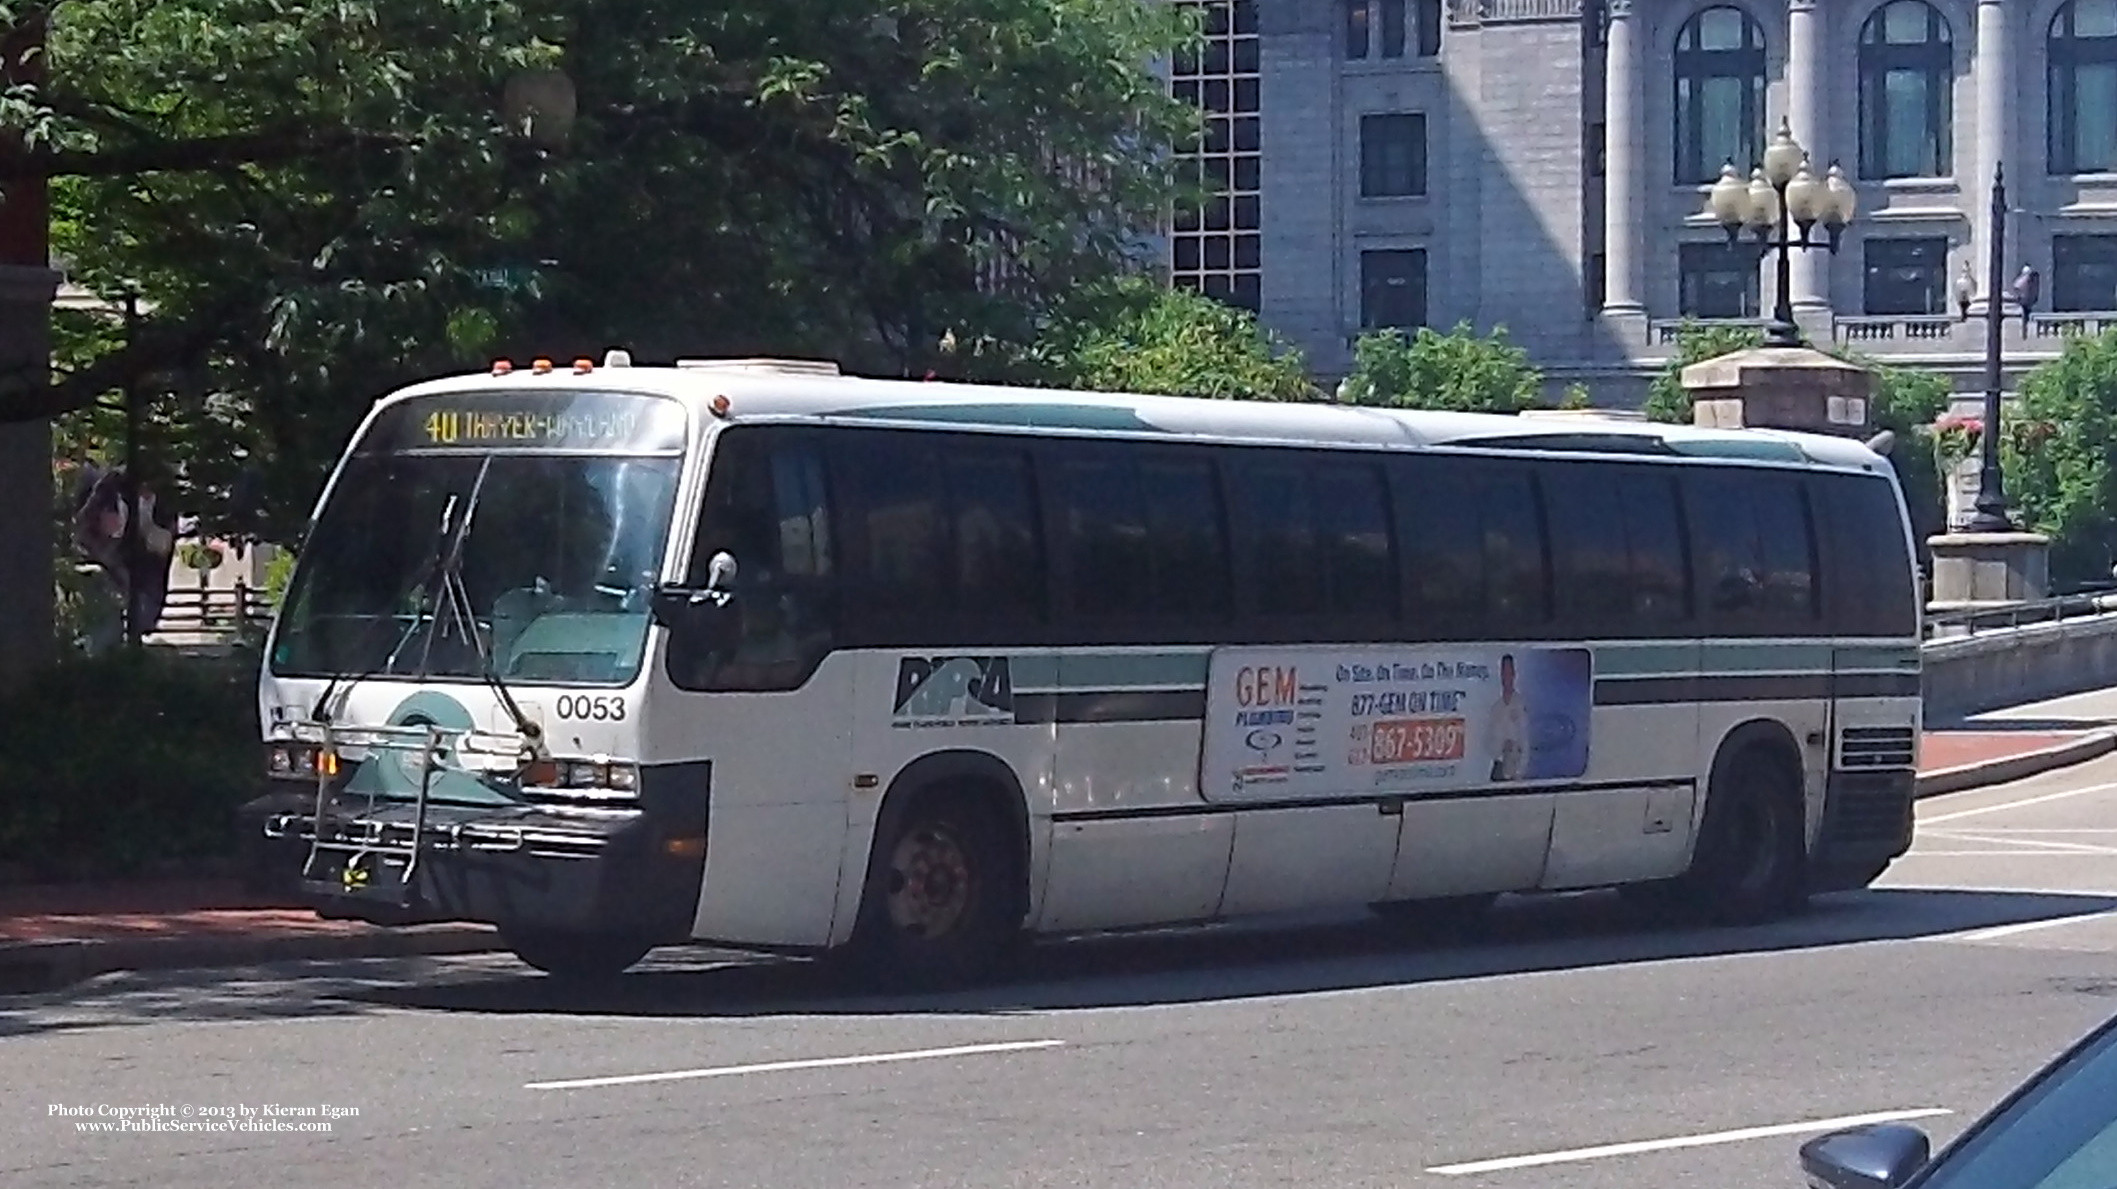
top-left (709, 395), bottom-right (732, 418)
top-left (573, 358), bottom-right (594, 374)
top-left (532, 358), bottom-right (554, 375)
top-left (604, 349), bottom-right (632, 368)
top-left (492, 360), bottom-right (514, 375)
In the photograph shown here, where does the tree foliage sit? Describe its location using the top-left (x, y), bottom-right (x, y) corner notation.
top-left (1031, 277), bottom-right (1316, 400)
top-left (2, 0), bottom-right (1200, 542)
top-left (1341, 322), bottom-right (1542, 412)
top-left (2006, 329), bottom-right (2117, 583)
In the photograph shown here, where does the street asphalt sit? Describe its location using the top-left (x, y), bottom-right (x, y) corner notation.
top-left (7, 752), bottom-right (2117, 1188)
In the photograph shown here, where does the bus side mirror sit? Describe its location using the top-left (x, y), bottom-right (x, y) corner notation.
top-left (649, 552), bottom-right (739, 633)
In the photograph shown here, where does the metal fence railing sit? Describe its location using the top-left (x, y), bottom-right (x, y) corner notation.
top-left (1923, 592), bottom-right (2117, 642)
top-left (153, 584), bottom-right (275, 634)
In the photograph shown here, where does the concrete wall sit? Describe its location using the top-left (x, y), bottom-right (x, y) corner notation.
top-left (1922, 610), bottom-right (2117, 723)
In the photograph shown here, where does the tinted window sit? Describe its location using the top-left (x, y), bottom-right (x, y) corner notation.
top-left (1232, 459), bottom-right (1323, 616)
top-left (1316, 463), bottom-right (1398, 620)
top-left (1617, 469), bottom-right (1691, 623)
top-left (1685, 468), bottom-right (1820, 633)
top-left (1138, 458), bottom-right (1232, 617)
top-left (1055, 447), bottom-right (1229, 625)
top-left (1544, 464), bottom-right (1634, 627)
top-left (673, 429), bottom-right (837, 692)
top-left (944, 448), bottom-right (1045, 626)
top-left (1815, 472), bottom-right (1918, 637)
top-left (1545, 463), bottom-right (1694, 634)
top-left (1395, 456), bottom-right (1548, 638)
top-left (1480, 465), bottom-right (1551, 631)
top-left (1398, 455), bottom-right (1485, 637)
top-left (835, 433), bottom-right (948, 618)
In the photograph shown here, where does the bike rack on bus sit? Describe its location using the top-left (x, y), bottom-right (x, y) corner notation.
top-left (261, 719), bottom-right (537, 906)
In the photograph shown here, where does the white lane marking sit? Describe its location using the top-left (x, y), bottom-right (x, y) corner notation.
top-left (1943, 910), bottom-right (2117, 943)
top-left (1922, 781), bottom-right (2117, 825)
top-left (524, 1039), bottom-right (1066, 1091)
top-left (1901, 850), bottom-right (2117, 857)
top-left (1426, 1109), bottom-right (1952, 1176)
top-left (1938, 831), bottom-right (2117, 855)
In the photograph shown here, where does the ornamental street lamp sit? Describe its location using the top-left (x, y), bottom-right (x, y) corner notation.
top-left (1708, 116), bottom-right (1859, 349)
top-left (1957, 163), bottom-right (2041, 534)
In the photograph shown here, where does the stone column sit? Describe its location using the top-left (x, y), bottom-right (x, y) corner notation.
top-left (1974, 0), bottom-right (2010, 297)
top-left (1785, 0), bottom-right (1828, 317)
top-left (1599, 0), bottom-right (1644, 323)
top-left (0, 266), bottom-right (58, 696)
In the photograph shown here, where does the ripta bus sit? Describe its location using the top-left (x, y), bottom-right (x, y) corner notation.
top-left (247, 352), bottom-right (1922, 985)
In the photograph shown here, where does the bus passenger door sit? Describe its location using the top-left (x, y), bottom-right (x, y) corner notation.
top-left (663, 428), bottom-right (853, 949)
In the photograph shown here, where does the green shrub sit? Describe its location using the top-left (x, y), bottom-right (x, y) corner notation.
top-left (0, 647), bottom-right (266, 880)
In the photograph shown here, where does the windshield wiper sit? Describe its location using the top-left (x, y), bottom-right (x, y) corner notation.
top-left (408, 460), bottom-right (544, 753)
top-left (308, 492), bottom-right (468, 724)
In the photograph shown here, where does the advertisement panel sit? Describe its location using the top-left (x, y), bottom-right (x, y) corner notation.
top-left (1200, 645), bottom-right (1594, 803)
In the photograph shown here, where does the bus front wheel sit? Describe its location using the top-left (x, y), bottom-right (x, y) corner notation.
top-left (846, 787), bottom-right (1021, 989)
top-left (504, 929), bottom-right (653, 982)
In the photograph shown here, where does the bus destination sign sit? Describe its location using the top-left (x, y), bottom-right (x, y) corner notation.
top-left (358, 391), bottom-right (688, 455)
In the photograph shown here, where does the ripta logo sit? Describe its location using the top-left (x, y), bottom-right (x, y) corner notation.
top-left (892, 656), bottom-right (1014, 726)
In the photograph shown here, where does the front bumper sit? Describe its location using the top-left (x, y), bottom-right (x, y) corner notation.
top-left (249, 760), bottom-right (710, 941)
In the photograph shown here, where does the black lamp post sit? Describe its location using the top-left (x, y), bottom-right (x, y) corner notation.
top-left (1959, 163), bottom-right (2041, 534)
top-left (1708, 117), bottom-right (1858, 349)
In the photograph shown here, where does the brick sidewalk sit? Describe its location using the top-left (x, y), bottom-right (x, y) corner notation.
top-left (1920, 729), bottom-right (2093, 773)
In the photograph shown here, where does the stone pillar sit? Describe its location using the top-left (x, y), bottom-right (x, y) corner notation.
top-left (0, 266), bottom-right (58, 696)
top-left (1785, 0), bottom-right (1828, 318)
top-left (1682, 344), bottom-right (1877, 435)
top-left (1926, 533), bottom-right (2050, 608)
top-left (1973, 0), bottom-right (2010, 296)
top-left (1599, 0), bottom-right (1644, 329)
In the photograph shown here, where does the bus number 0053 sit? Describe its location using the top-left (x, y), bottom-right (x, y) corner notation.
top-left (1369, 718), bottom-right (1465, 765)
top-left (554, 695), bottom-right (626, 721)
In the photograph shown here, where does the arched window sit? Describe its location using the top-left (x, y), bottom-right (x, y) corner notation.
top-left (2050, 0), bottom-right (2117, 175)
top-left (1674, 7), bottom-right (1767, 185)
top-left (1858, 1), bottom-right (1952, 178)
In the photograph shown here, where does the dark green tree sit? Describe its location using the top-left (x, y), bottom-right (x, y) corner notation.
top-left (1, 0), bottom-right (1200, 542)
top-left (1029, 277), bottom-right (1316, 400)
top-left (1340, 322), bottom-right (1543, 412)
top-left (2005, 328), bottom-right (2117, 584)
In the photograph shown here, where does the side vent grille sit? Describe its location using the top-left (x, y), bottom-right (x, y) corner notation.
top-left (1840, 726), bottom-right (1917, 770)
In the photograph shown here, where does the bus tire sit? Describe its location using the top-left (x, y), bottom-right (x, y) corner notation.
top-left (846, 785), bottom-right (1022, 990)
top-left (504, 929), bottom-right (653, 982)
top-left (1682, 742), bottom-right (1808, 925)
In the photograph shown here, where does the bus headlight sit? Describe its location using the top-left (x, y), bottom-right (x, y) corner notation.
top-left (266, 744), bottom-right (340, 781)
top-left (523, 758), bottom-right (640, 793)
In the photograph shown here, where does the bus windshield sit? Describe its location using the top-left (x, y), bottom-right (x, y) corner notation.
top-left (269, 390), bottom-right (686, 688)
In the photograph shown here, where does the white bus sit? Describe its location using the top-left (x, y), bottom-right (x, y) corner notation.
top-left (250, 354), bottom-right (1923, 985)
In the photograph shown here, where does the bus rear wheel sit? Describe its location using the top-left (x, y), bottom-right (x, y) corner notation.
top-left (846, 788), bottom-right (1021, 990)
top-left (1680, 745), bottom-right (1807, 925)
top-left (504, 928), bottom-right (653, 982)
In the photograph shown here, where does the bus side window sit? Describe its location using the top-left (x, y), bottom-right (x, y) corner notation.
top-left (942, 446), bottom-right (1046, 636)
top-left (1684, 468), bottom-right (1819, 635)
top-left (1052, 444), bottom-right (1229, 636)
top-left (669, 429), bottom-right (838, 693)
top-left (1395, 454), bottom-right (1485, 640)
top-left (1477, 464), bottom-right (1551, 633)
top-left (1815, 473), bottom-right (1917, 637)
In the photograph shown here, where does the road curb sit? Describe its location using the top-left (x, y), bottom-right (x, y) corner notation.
top-left (0, 923), bottom-right (503, 997)
top-left (1915, 728), bottom-right (2117, 799)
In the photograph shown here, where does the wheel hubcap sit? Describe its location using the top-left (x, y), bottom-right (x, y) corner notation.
top-left (886, 825), bottom-right (974, 939)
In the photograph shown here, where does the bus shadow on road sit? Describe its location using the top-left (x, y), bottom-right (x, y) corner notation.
top-left (359, 883), bottom-right (2117, 1020)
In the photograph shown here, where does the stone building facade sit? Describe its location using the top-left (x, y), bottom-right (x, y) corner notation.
top-left (1173, 0), bottom-right (2117, 405)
